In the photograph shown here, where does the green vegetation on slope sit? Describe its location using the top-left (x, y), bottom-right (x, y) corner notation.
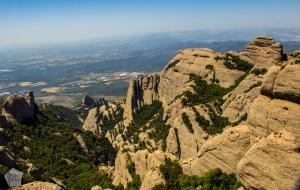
top-left (154, 159), bottom-right (241, 190)
top-left (181, 113), bottom-right (194, 133)
top-left (223, 54), bottom-right (253, 72)
top-left (3, 106), bottom-right (117, 190)
top-left (127, 162), bottom-right (142, 190)
top-left (125, 101), bottom-right (171, 151)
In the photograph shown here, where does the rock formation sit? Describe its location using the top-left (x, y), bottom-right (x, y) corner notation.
top-left (1, 91), bottom-right (37, 125)
top-left (123, 74), bottom-right (159, 125)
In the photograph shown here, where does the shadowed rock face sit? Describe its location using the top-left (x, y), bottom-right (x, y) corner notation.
top-left (1, 91), bottom-right (37, 125)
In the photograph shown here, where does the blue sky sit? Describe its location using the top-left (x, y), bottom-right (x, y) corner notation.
top-left (0, 0), bottom-right (300, 47)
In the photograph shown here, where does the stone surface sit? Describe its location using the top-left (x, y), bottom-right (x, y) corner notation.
top-left (247, 95), bottom-right (300, 141)
top-left (12, 181), bottom-right (63, 190)
top-left (181, 125), bottom-right (255, 176)
top-left (159, 48), bottom-right (243, 108)
top-left (112, 151), bottom-right (132, 189)
top-left (82, 108), bottom-right (102, 136)
top-left (261, 64), bottom-right (300, 104)
top-left (237, 131), bottom-right (300, 190)
top-left (240, 36), bottom-right (283, 67)
top-left (90, 185), bottom-right (103, 190)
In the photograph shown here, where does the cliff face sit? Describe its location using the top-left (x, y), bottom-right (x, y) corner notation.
top-left (108, 36), bottom-right (300, 190)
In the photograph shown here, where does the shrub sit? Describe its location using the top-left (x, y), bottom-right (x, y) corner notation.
top-left (165, 59), bottom-right (180, 71)
top-left (205, 64), bottom-right (214, 71)
top-left (192, 107), bottom-right (210, 131)
top-left (127, 162), bottom-right (141, 190)
top-left (223, 55), bottom-right (253, 72)
top-left (251, 68), bottom-right (267, 75)
top-left (182, 113), bottom-right (194, 133)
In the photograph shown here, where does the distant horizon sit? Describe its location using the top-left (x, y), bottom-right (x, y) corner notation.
top-left (1, 27), bottom-right (300, 51)
top-left (1, 0), bottom-right (300, 48)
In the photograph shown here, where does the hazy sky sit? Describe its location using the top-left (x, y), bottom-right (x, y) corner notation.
top-left (0, 0), bottom-right (300, 47)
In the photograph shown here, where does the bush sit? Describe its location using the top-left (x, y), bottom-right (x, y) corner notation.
top-left (193, 107), bottom-right (210, 131)
top-left (251, 68), bottom-right (267, 75)
top-left (182, 113), bottom-right (194, 133)
top-left (165, 59), bottom-right (180, 71)
top-left (205, 64), bottom-right (214, 71)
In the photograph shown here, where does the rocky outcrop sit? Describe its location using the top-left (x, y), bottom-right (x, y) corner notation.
top-left (222, 36), bottom-right (284, 123)
top-left (123, 74), bottom-right (159, 125)
top-left (181, 125), bottom-right (255, 176)
top-left (112, 149), bottom-right (176, 190)
top-left (82, 108), bottom-right (102, 136)
top-left (237, 131), bottom-right (300, 190)
top-left (159, 48), bottom-right (243, 108)
top-left (1, 91), bottom-right (37, 125)
top-left (240, 36), bottom-right (283, 67)
top-left (82, 102), bottom-right (122, 136)
top-left (73, 133), bottom-right (88, 153)
top-left (261, 64), bottom-right (300, 104)
top-left (0, 146), bottom-right (16, 168)
top-left (112, 152), bottom-right (132, 188)
top-left (82, 95), bottom-right (96, 107)
top-left (12, 181), bottom-right (63, 190)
